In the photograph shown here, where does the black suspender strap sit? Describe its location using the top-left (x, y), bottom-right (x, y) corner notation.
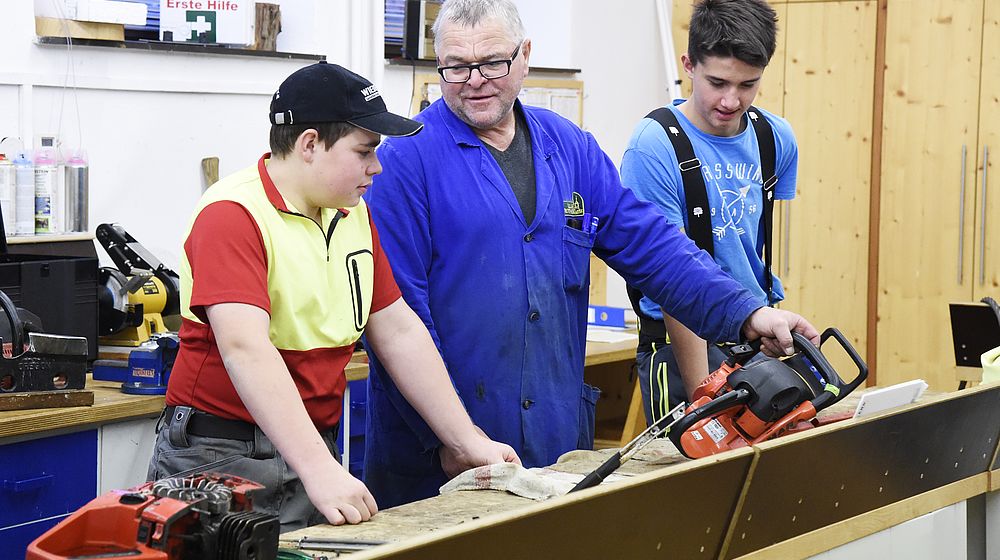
top-left (627, 105), bottom-right (780, 346)
top-left (628, 107), bottom-right (715, 347)
top-left (747, 106), bottom-right (777, 305)
top-left (645, 107), bottom-right (715, 257)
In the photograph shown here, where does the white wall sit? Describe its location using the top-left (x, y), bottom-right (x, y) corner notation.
top-left (572, 0), bottom-right (672, 307)
top-left (2, 0), bottom-right (674, 308)
top-left (1, 1), bottom-right (370, 268)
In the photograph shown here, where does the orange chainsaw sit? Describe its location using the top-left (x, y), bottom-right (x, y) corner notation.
top-left (26, 473), bottom-right (279, 560)
top-left (668, 328), bottom-right (868, 459)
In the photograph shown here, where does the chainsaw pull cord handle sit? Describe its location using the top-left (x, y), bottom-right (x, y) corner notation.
top-left (0, 288), bottom-right (24, 357)
top-left (793, 328), bottom-right (868, 411)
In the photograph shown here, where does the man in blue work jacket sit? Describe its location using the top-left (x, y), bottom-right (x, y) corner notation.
top-left (363, 0), bottom-right (819, 508)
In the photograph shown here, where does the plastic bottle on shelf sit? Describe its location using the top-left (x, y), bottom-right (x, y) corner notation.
top-left (33, 149), bottom-right (61, 234)
top-left (64, 150), bottom-right (88, 233)
top-left (0, 153), bottom-right (14, 236)
top-left (13, 152), bottom-right (34, 236)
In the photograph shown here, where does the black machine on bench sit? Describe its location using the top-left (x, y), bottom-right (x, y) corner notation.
top-left (93, 223), bottom-right (182, 394)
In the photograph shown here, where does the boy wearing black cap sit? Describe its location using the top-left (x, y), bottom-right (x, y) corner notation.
top-left (147, 62), bottom-right (519, 531)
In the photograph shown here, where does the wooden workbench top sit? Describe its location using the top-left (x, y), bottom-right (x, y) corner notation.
top-left (0, 378), bottom-right (165, 440)
top-left (584, 333), bottom-right (638, 366)
top-left (278, 388), bottom-right (892, 554)
top-left (0, 342), bottom-right (630, 439)
top-left (0, 352), bottom-right (369, 440)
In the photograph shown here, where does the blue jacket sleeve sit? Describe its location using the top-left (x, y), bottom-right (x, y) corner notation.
top-left (586, 133), bottom-right (762, 342)
top-left (363, 140), bottom-right (444, 453)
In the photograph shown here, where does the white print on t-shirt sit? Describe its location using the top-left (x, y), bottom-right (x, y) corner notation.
top-left (702, 161), bottom-right (762, 241)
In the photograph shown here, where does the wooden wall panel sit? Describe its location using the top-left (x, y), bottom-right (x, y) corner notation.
top-left (877, 1), bottom-right (984, 390)
top-left (779, 1), bottom-right (876, 377)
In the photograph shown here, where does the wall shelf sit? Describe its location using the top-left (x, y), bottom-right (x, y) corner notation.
top-left (36, 36), bottom-right (324, 61)
top-left (4, 233), bottom-right (96, 258)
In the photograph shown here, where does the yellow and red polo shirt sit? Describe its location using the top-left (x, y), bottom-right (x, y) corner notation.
top-left (166, 153), bottom-right (401, 430)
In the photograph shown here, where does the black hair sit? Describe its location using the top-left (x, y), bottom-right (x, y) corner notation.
top-left (268, 121), bottom-right (357, 157)
top-left (688, 0), bottom-right (778, 68)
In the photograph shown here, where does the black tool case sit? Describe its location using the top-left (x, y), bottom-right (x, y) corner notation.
top-left (0, 254), bottom-right (99, 360)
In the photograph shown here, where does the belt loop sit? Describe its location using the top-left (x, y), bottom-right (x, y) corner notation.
top-left (250, 425), bottom-right (276, 459)
top-left (154, 407), bottom-right (169, 434)
top-left (167, 405), bottom-right (193, 448)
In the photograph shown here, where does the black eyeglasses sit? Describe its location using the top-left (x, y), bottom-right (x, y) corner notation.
top-left (437, 42), bottom-right (522, 84)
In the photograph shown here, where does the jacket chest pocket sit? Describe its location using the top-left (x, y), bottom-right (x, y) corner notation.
top-left (562, 226), bottom-right (594, 292)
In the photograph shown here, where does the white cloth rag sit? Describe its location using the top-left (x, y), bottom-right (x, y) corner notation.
top-left (439, 462), bottom-right (576, 501)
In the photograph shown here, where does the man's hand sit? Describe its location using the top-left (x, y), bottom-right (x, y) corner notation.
top-left (300, 461), bottom-right (379, 525)
top-left (439, 432), bottom-right (521, 478)
top-left (742, 307), bottom-right (820, 356)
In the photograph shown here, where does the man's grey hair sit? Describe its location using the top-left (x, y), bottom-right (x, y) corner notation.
top-left (432, 0), bottom-right (526, 53)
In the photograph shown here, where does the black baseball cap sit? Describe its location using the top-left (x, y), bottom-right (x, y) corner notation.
top-left (269, 61), bottom-right (422, 137)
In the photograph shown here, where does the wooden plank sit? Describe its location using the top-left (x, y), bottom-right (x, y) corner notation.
top-left (866, 0), bottom-right (888, 384)
top-left (588, 253), bottom-right (606, 305)
top-left (288, 448), bottom-right (755, 560)
top-left (34, 16), bottom-right (125, 41)
top-left (723, 384), bottom-right (1000, 558)
top-left (735, 474), bottom-right (987, 560)
top-left (346, 352), bottom-right (370, 382)
top-left (0, 390), bottom-right (94, 411)
top-left (0, 378), bottom-right (163, 439)
top-left (252, 2), bottom-right (281, 51)
top-left (6, 232), bottom-right (95, 245)
top-left (618, 378), bottom-right (646, 446)
top-left (587, 360), bottom-right (637, 446)
top-left (584, 336), bottom-right (636, 367)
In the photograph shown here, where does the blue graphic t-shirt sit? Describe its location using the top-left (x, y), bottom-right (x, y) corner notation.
top-left (620, 99), bottom-right (798, 320)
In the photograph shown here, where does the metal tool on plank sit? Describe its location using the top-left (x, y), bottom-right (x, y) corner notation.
top-left (570, 401), bottom-right (686, 493)
top-left (293, 536), bottom-right (389, 553)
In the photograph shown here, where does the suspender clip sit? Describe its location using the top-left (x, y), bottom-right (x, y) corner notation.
top-left (678, 157), bottom-right (702, 172)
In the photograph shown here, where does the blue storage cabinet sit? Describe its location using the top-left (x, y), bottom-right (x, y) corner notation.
top-left (0, 429), bottom-right (98, 558)
top-left (337, 378), bottom-right (368, 479)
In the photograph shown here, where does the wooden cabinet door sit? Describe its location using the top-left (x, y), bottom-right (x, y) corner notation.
top-left (877, 1), bottom-right (984, 390)
top-left (974, 2), bottom-right (1000, 301)
top-left (778, 0), bottom-right (876, 378)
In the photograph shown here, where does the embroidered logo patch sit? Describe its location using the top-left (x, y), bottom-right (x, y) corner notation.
top-left (563, 192), bottom-right (585, 217)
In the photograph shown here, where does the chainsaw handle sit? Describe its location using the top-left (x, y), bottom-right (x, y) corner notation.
top-left (798, 328), bottom-right (868, 411)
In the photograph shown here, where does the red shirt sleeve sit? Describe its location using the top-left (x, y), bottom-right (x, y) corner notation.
top-left (185, 201), bottom-right (270, 322)
top-left (369, 213), bottom-right (402, 313)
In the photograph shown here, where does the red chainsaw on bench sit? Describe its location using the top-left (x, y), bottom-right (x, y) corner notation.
top-left (668, 327), bottom-right (868, 459)
top-left (26, 473), bottom-right (279, 560)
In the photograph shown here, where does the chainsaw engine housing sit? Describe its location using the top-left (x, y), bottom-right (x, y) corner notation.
top-left (26, 473), bottom-right (279, 560)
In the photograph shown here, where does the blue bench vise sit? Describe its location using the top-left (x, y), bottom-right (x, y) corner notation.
top-left (93, 334), bottom-right (179, 395)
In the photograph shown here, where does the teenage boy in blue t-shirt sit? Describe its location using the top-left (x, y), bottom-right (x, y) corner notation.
top-left (620, 0), bottom-right (799, 426)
